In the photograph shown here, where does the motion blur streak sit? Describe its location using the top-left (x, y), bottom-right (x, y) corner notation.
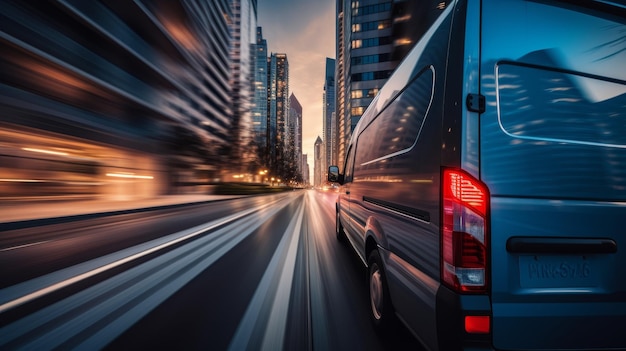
top-left (0, 195), bottom-right (298, 350)
top-left (228, 195), bottom-right (304, 351)
top-left (305, 191), bottom-right (337, 350)
top-left (0, 196), bottom-right (286, 315)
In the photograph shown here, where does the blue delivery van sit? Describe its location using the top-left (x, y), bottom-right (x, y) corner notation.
top-left (329, 0), bottom-right (626, 349)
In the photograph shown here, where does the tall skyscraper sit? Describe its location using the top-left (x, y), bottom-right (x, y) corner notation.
top-left (335, 0), bottom-right (397, 168)
top-left (302, 154), bottom-right (310, 186)
top-left (336, 2), bottom-right (347, 167)
top-left (268, 53), bottom-right (289, 177)
top-left (252, 26), bottom-right (269, 168)
top-left (289, 93), bottom-right (303, 181)
top-left (314, 136), bottom-right (324, 187)
top-left (323, 58), bottom-right (336, 174)
top-left (229, 0), bottom-right (257, 173)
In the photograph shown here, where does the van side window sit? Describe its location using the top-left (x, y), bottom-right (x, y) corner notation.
top-left (354, 66), bottom-right (435, 174)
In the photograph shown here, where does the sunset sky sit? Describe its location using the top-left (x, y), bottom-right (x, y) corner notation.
top-left (258, 0), bottom-right (336, 175)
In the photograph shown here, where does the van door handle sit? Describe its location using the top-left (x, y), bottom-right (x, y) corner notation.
top-left (506, 237), bottom-right (617, 254)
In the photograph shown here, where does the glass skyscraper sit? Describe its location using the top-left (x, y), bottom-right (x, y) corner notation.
top-left (267, 53), bottom-right (289, 177)
top-left (323, 58), bottom-right (336, 174)
top-left (335, 0), bottom-right (397, 169)
top-left (252, 27), bottom-right (269, 168)
top-left (289, 93), bottom-right (303, 181)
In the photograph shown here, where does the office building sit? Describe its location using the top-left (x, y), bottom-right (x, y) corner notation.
top-left (323, 58), bottom-right (336, 174)
top-left (267, 53), bottom-right (289, 178)
top-left (302, 153), bottom-right (310, 186)
top-left (335, 0), bottom-right (397, 168)
top-left (288, 93), bottom-right (303, 182)
top-left (314, 136), bottom-right (324, 187)
top-left (251, 26), bottom-right (269, 169)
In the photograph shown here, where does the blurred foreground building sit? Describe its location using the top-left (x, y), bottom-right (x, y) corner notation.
top-left (0, 0), bottom-right (259, 200)
top-left (228, 0), bottom-right (258, 177)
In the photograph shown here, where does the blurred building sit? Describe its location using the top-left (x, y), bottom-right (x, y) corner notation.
top-left (313, 136), bottom-right (324, 187)
top-left (288, 93), bottom-right (303, 182)
top-left (228, 0), bottom-right (258, 176)
top-left (335, 0), bottom-right (436, 168)
top-left (0, 0), bottom-right (237, 200)
top-left (251, 27), bottom-right (269, 169)
top-left (267, 53), bottom-right (289, 178)
top-left (323, 58), bottom-right (336, 177)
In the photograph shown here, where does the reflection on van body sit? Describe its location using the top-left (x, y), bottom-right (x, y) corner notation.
top-left (330, 1), bottom-right (626, 350)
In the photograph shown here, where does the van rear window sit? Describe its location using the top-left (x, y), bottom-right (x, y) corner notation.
top-left (496, 62), bottom-right (626, 148)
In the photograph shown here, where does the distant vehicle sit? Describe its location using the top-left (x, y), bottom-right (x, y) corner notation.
top-left (329, 0), bottom-right (626, 350)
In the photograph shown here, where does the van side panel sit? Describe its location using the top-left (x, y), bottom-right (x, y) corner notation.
top-left (481, 1), bottom-right (626, 349)
top-left (348, 4), bottom-right (457, 350)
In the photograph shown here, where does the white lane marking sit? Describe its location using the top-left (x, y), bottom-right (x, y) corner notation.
top-left (0, 193), bottom-right (299, 350)
top-left (305, 191), bottom-right (332, 350)
top-left (261, 198), bottom-right (305, 351)
top-left (0, 195), bottom-right (286, 314)
top-left (228, 195), bottom-right (305, 351)
top-left (0, 240), bottom-right (51, 252)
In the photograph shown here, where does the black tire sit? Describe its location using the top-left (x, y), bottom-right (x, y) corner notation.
top-left (336, 209), bottom-right (347, 243)
top-left (367, 249), bottom-right (395, 332)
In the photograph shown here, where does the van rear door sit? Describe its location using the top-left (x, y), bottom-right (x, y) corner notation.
top-left (480, 0), bottom-right (626, 350)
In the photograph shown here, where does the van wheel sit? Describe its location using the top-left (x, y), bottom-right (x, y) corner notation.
top-left (336, 210), bottom-right (346, 242)
top-left (368, 249), bottom-right (395, 332)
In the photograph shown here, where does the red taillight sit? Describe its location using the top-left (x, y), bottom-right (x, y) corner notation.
top-left (441, 168), bottom-right (489, 293)
top-left (465, 315), bottom-right (490, 334)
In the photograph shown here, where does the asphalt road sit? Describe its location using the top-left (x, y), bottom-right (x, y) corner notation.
top-left (0, 190), bottom-right (422, 350)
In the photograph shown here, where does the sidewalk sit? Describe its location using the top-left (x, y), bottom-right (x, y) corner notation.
top-left (0, 194), bottom-right (245, 225)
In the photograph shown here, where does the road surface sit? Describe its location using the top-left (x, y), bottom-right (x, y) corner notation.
top-left (0, 190), bottom-right (421, 350)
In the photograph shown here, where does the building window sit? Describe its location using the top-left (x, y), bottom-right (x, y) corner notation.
top-left (351, 70), bottom-right (393, 82)
top-left (351, 88), bottom-right (379, 99)
top-left (351, 53), bottom-right (391, 66)
top-left (352, 19), bottom-right (391, 32)
top-left (351, 106), bottom-right (365, 116)
top-left (352, 37), bottom-right (391, 50)
top-left (352, 2), bottom-right (391, 17)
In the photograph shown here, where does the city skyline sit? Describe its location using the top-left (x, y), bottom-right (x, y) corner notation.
top-left (258, 0), bottom-right (335, 173)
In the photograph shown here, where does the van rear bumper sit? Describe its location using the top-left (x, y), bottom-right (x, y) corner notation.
top-left (436, 285), bottom-right (493, 350)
